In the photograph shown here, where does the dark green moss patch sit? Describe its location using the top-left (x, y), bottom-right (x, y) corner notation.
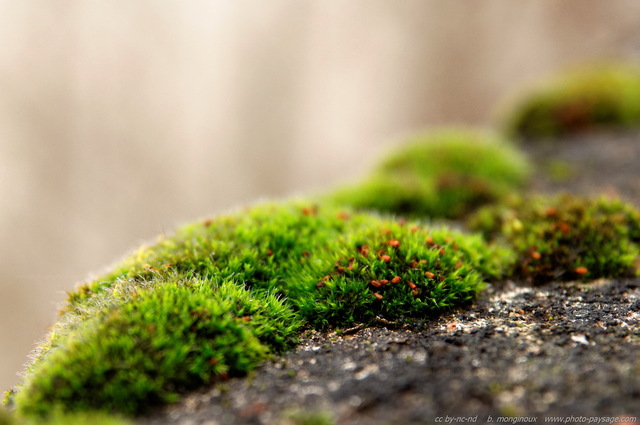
top-left (468, 194), bottom-right (640, 284)
top-left (327, 128), bottom-right (531, 219)
top-left (12, 202), bottom-right (502, 418)
top-left (501, 62), bottom-right (640, 139)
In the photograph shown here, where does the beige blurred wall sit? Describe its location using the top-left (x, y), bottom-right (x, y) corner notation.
top-left (1, 0), bottom-right (640, 392)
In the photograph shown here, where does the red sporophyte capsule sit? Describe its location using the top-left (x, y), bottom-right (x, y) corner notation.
top-left (378, 250), bottom-right (391, 261)
top-left (455, 261), bottom-right (463, 268)
top-left (370, 280), bottom-right (382, 288)
top-left (531, 251), bottom-right (541, 260)
top-left (575, 266), bottom-right (588, 275)
top-left (387, 239), bottom-right (401, 248)
top-left (203, 219), bottom-right (213, 227)
top-left (373, 292), bottom-right (384, 301)
top-left (381, 228), bottom-right (392, 235)
top-left (410, 226), bottom-right (419, 232)
top-left (426, 236), bottom-right (435, 245)
top-left (266, 249), bottom-right (274, 256)
top-left (317, 274), bottom-right (332, 287)
top-left (337, 211), bottom-right (350, 220)
top-left (424, 271), bottom-right (435, 279)
top-left (439, 249), bottom-right (446, 256)
top-left (301, 206), bottom-right (317, 216)
top-left (408, 282), bottom-right (417, 290)
top-left (391, 276), bottom-right (401, 284)
top-left (379, 279), bottom-right (389, 285)
top-left (546, 207), bottom-right (557, 217)
top-left (557, 222), bottom-right (571, 235)
top-left (411, 288), bottom-right (419, 296)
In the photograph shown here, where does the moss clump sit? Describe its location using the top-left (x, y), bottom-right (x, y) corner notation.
top-left (15, 280), bottom-right (298, 417)
top-left (502, 62), bottom-right (640, 139)
top-left (327, 128), bottom-right (531, 219)
top-left (13, 202), bottom-right (503, 418)
top-left (468, 195), bottom-right (640, 284)
top-left (288, 220), bottom-right (509, 328)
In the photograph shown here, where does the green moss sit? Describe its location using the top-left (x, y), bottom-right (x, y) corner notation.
top-left (16, 280), bottom-right (298, 416)
top-left (327, 128), bottom-right (531, 219)
top-left (12, 202), bottom-right (502, 418)
top-left (0, 406), bottom-right (130, 425)
top-left (501, 62), bottom-right (640, 139)
top-left (287, 220), bottom-right (509, 328)
top-left (468, 194), bottom-right (640, 283)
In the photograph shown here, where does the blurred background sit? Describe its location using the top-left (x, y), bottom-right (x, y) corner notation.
top-left (2, 0), bottom-right (640, 392)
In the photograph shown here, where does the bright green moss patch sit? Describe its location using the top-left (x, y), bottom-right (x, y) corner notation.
top-left (281, 210), bottom-right (509, 327)
top-left (13, 202), bottom-right (503, 418)
top-left (468, 195), bottom-right (640, 284)
top-left (502, 62), bottom-right (640, 139)
top-left (327, 128), bottom-right (531, 219)
top-left (16, 280), bottom-right (299, 416)
top-left (288, 221), bottom-right (509, 328)
top-left (62, 203), bottom-right (504, 330)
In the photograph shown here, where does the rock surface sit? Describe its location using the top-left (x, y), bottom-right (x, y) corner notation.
top-left (138, 130), bottom-right (640, 425)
